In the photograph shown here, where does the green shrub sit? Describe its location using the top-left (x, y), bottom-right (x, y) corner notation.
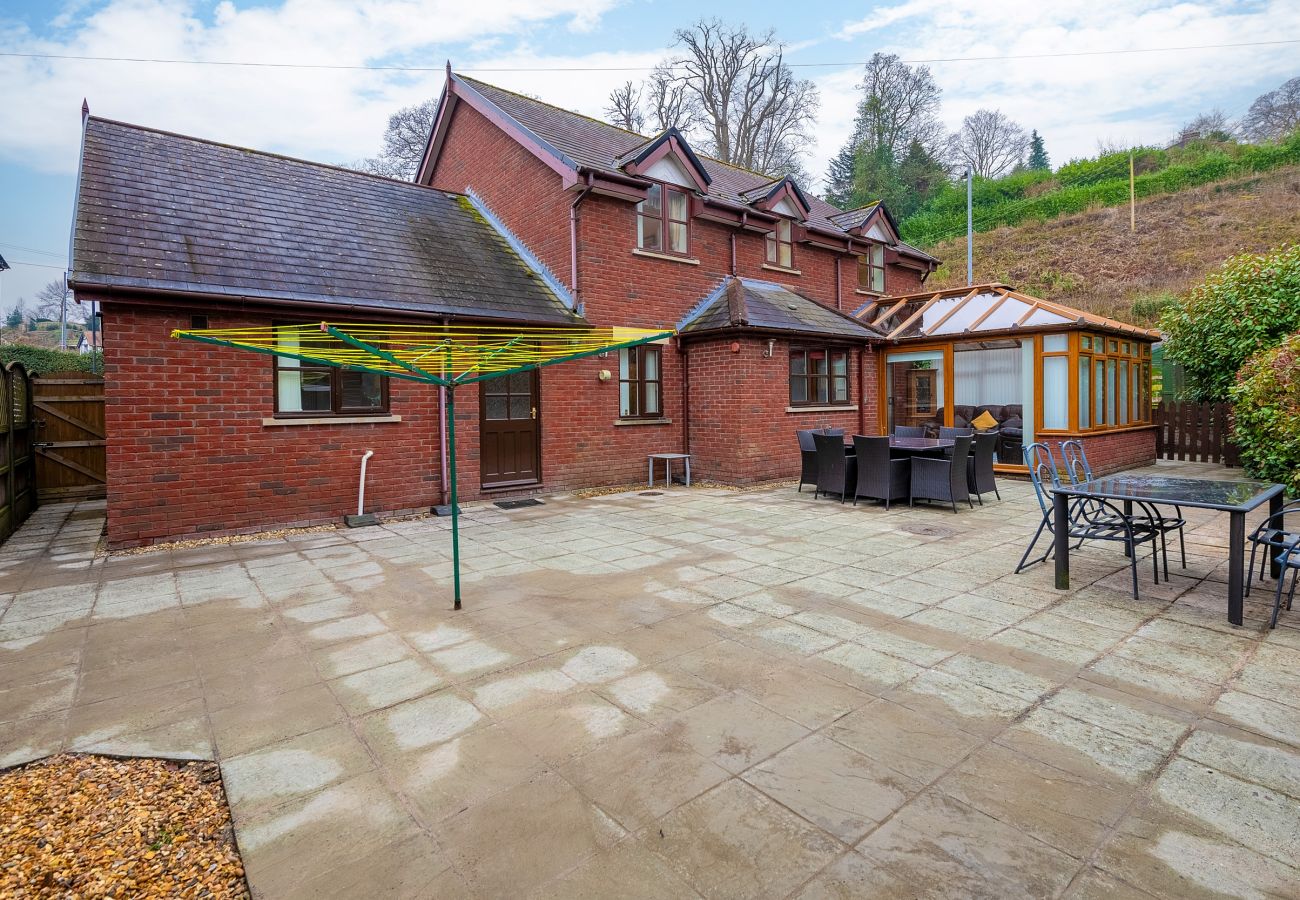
top-left (0, 345), bottom-right (102, 376)
top-left (1231, 331), bottom-right (1300, 493)
top-left (1159, 244), bottom-right (1300, 401)
top-left (1129, 292), bottom-right (1179, 324)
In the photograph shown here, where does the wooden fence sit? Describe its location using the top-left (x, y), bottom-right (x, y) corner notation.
top-left (1154, 400), bottom-right (1239, 466)
top-left (32, 371), bottom-right (106, 502)
top-left (0, 362), bottom-right (38, 546)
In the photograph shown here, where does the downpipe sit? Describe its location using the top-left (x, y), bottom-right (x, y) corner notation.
top-left (345, 449), bottom-right (378, 527)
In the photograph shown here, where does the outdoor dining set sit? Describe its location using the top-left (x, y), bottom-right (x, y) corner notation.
top-left (1015, 439), bottom-right (1294, 629)
top-left (796, 426), bottom-right (1001, 513)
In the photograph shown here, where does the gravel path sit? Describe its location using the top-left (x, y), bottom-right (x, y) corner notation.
top-left (1, 754), bottom-right (249, 898)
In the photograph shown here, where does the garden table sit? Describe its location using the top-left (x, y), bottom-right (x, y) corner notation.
top-left (1051, 474), bottom-right (1285, 625)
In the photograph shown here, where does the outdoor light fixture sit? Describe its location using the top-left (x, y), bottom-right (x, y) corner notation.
top-left (597, 369), bottom-right (611, 381)
top-left (764, 339), bottom-right (776, 358)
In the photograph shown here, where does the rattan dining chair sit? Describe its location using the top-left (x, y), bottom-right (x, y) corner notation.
top-left (852, 435), bottom-right (909, 509)
top-left (813, 432), bottom-right (854, 502)
top-left (967, 431), bottom-right (1000, 503)
top-left (892, 425), bottom-right (926, 438)
top-left (796, 430), bottom-right (818, 493)
top-left (910, 435), bottom-right (973, 512)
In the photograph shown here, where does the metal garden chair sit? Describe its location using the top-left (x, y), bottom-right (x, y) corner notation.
top-left (1246, 498), bottom-right (1300, 599)
top-left (1015, 442), bottom-right (1161, 600)
top-left (1059, 439), bottom-right (1186, 579)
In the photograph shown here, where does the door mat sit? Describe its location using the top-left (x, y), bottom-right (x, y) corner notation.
top-left (494, 498), bottom-right (544, 510)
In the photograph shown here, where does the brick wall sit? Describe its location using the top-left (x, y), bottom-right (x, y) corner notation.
top-left (1049, 427), bottom-right (1159, 475)
top-left (100, 303), bottom-right (467, 548)
top-left (686, 336), bottom-right (877, 484)
top-left (429, 101), bottom-right (572, 286)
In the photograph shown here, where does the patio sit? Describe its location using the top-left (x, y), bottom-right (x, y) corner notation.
top-left (1, 461), bottom-right (1298, 899)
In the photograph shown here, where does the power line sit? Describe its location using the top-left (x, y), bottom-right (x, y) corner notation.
top-left (1, 38), bottom-right (1296, 74)
top-left (0, 241), bottom-right (65, 260)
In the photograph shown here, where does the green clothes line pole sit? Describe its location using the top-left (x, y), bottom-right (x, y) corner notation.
top-left (170, 322), bottom-right (673, 612)
top-left (445, 385), bottom-right (462, 611)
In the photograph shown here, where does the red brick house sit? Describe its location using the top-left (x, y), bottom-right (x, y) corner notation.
top-left (69, 72), bottom-right (1156, 548)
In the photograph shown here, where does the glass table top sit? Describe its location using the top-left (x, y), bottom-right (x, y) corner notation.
top-left (1057, 474), bottom-right (1284, 512)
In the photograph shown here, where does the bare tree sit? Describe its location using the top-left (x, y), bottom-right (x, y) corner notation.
top-left (33, 279), bottom-right (76, 323)
top-left (644, 64), bottom-right (694, 134)
top-left (605, 81), bottom-right (645, 133)
top-left (1241, 76), bottom-right (1300, 142)
top-left (659, 19), bottom-right (818, 175)
top-left (1174, 109), bottom-right (1234, 144)
top-left (855, 52), bottom-right (945, 158)
top-left (946, 109), bottom-right (1031, 178)
top-left (354, 100), bottom-right (438, 180)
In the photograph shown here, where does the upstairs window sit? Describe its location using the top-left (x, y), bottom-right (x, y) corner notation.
top-left (619, 345), bottom-right (662, 417)
top-left (858, 243), bottom-right (886, 293)
top-left (766, 219), bottom-right (794, 268)
top-left (789, 347), bottom-right (849, 406)
top-left (636, 183), bottom-right (690, 255)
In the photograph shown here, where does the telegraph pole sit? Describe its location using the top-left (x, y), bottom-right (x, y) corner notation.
top-left (1129, 151), bottom-right (1136, 233)
top-left (966, 168), bottom-right (974, 286)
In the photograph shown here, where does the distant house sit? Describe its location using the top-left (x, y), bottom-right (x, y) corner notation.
top-left (77, 329), bottom-right (100, 354)
top-left (69, 74), bottom-right (1157, 548)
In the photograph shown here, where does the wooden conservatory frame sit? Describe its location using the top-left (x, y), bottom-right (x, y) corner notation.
top-left (855, 284), bottom-right (1161, 471)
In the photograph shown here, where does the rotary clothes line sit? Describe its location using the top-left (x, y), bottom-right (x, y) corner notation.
top-left (173, 322), bottom-right (675, 609)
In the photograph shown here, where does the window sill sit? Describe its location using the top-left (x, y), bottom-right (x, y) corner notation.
top-left (761, 263), bottom-right (802, 276)
top-left (632, 248), bottom-right (700, 265)
top-left (786, 405), bottom-right (858, 414)
top-left (854, 289), bottom-right (885, 297)
top-left (263, 415), bottom-right (402, 426)
top-left (614, 417), bottom-right (673, 426)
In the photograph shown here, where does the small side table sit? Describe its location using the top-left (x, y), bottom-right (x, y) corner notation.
top-left (648, 453), bottom-right (691, 488)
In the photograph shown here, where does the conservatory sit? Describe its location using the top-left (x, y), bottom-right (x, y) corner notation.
top-left (855, 284), bottom-right (1161, 473)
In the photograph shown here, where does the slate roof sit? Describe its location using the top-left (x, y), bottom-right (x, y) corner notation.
top-left (70, 117), bottom-right (579, 325)
top-left (680, 277), bottom-right (881, 340)
top-left (454, 76), bottom-right (937, 264)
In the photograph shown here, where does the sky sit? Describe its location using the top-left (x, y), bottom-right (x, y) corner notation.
top-left (1, 0), bottom-right (1298, 313)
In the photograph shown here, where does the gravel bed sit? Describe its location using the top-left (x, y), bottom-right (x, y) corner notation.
top-left (0, 754), bottom-right (249, 898)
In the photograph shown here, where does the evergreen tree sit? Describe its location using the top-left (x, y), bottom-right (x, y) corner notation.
top-left (824, 139), bottom-right (860, 208)
top-left (893, 140), bottom-right (948, 219)
top-left (1027, 130), bottom-right (1050, 171)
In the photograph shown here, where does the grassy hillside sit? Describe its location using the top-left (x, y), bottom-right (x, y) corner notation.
top-left (922, 164), bottom-right (1300, 325)
top-left (900, 132), bottom-right (1300, 249)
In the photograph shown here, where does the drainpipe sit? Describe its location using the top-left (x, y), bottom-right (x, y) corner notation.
top-left (569, 173), bottom-right (594, 304)
top-left (729, 233), bottom-right (737, 276)
top-left (835, 257), bottom-right (842, 310)
top-left (679, 337), bottom-right (690, 454)
top-left (438, 315), bottom-right (450, 507)
top-left (858, 348), bottom-right (867, 436)
top-left (357, 450), bottom-right (374, 515)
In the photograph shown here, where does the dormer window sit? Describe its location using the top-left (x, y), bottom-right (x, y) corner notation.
top-left (637, 182), bottom-right (690, 255)
top-left (765, 219), bottom-right (794, 269)
top-left (858, 244), bottom-right (886, 293)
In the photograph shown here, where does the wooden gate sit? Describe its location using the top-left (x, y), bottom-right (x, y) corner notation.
top-left (1, 362), bottom-right (38, 544)
top-left (33, 370), bottom-right (106, 501)
top-left (1154, 400), bottom-right (1239, 466)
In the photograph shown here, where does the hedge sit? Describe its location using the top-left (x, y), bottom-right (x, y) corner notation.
top-left (1231, 331), bottom-right (1300, 494)
top-left (0, 345), bottom-right (102, 376)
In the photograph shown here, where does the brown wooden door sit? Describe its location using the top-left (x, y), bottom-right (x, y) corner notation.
top-left (32, 371), bottom-right (106, 501)
top-left (479, 371), bottom-right (539, 488)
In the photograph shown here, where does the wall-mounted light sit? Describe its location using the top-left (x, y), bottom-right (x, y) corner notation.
top-left (764, 339), bottom-right (776, 358)
top-left (597, 369), bottom-right (611, 382)
top-left (730, 341), bottom-right (741, 353)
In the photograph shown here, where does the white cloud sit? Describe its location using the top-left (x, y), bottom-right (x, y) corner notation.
top-left (808, 0), bottom-right (1300, 183)
top-left (0, 0), bottom-right (625, 173)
